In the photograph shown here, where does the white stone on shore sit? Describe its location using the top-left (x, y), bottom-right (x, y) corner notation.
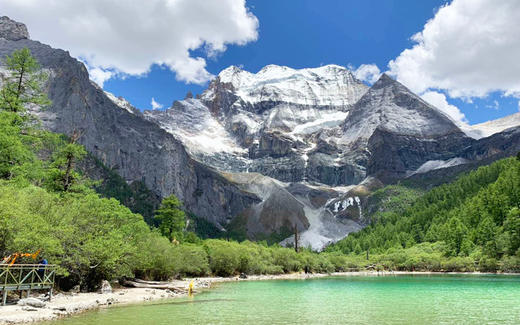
top-left (17, 298), bottom-right (46, 308)
top-left (100, 280), bottom-right (112, 294)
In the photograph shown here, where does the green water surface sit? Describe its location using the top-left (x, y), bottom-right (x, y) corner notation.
top-left (48, 275), bottom-right (520, 324)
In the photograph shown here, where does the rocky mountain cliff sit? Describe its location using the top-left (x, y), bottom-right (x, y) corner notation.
top-left (0, 16), bottom-right (260, 229)
top-left (2, 16), bottom-right (519, 250)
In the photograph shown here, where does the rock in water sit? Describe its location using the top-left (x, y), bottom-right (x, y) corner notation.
top-left (17, 298), bottom-right (46, 308)
top-left (100, 280), bottom-right (112, 294)
top-left (0, 16), bottom-right (29, 41)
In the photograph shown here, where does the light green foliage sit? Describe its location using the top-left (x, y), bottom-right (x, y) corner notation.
top-left (154, 195), bottom-right (186, 242)
top-left (0, 183), bottom-right (152, 289)
top-left (272, 247), bottom-right (301, 273)
top-left (204, 240), bottom-right (241, 276)
top-left (0, 111), bottom-right (35, 178)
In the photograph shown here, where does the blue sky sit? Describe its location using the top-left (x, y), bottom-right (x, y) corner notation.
top-left (93, 0), bottom-right (519, 124)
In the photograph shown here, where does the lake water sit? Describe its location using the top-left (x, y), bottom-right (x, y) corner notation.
top-left (48, 275), bottom-right (520, 324)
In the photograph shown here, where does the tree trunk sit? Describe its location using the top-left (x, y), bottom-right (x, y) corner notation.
top-left (294, 224), bottom-right (299, 253)
top-left (63, 130), bottom-right (80, 191)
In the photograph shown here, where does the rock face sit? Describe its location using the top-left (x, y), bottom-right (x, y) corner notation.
top-left (1, 17), bottom-right (519, 250)
top-left (0, 16), bottom-right (29, 41)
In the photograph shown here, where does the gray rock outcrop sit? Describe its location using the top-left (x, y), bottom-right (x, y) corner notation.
top-left (0, 16), bottom-right (29, 41)
top-left (17, 298), bottom-right (46, 308)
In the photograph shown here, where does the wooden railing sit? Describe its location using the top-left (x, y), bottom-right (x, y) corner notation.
top-left (0, 264), bottom-right (56, 306)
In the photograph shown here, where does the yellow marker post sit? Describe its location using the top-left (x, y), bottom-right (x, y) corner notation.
top-left (188, 281), bottom-right (194, 296)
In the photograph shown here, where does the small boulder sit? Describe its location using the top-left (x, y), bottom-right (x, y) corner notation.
top-left (18, 298), bottom-right (46, 308)
top-left (239, 273), bottom-right (248, 279)
top-left (100, 280), bottom-right (112, 294)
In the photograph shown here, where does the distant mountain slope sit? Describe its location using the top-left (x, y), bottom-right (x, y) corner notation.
top-left (468, 112), bottom-right (520, 139)
top-left (340, 74), bottom-right (463, 145)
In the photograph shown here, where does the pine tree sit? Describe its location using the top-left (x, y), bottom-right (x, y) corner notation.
top-left (154, 195), bottom-right (186, 242)
top-left (45, 130), bottom-right (87, 192)
top-left (0, 48), bottom-right (50, 113)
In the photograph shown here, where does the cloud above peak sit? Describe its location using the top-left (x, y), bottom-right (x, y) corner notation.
top-left (388, 0), bottom-right (520, 99)
top-left (421, 91), bottom-right (468, 125)
top-left (351, 64), bottom-right (381, 85)
top-left (2, 0), bottom-right (259, 86)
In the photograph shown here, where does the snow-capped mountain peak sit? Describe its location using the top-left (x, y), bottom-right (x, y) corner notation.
top-left (104, 91), bottom-right (139, 114)
top-left (205, 64), bottom-right (369, 107)
top-left (339, 73), bottom-right (463, 146)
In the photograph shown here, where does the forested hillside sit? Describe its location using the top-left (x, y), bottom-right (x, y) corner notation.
top-left (327, 156), bottom-right (520, 272)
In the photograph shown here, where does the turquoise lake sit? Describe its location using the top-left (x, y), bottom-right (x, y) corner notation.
top-left (48, 275), bottom-right (520, 324)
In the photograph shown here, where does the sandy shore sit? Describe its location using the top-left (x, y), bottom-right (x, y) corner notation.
top-left (1, 271), bottom-right (517, 324)
top-left (0, 278), bottom-right (206, 324)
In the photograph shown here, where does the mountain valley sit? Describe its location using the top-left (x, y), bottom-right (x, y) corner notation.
top-left (2, 16), bottom-right (520, 250)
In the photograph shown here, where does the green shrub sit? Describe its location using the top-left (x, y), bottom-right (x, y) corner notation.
top-left (273, 247), bottom-right (301, 272)
top-left (441, 257), bottom-right (475, 272)
top-left (174, 244), bottom-right (209, 276)
top-left (500, 255), bottom-right (520, 273)
top-left (204, 240), bottom-right (241, 276)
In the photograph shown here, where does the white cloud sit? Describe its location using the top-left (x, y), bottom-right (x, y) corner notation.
top-left (87, 67), bottom-right (114, 88)
top-left (151, 97), bottom-right (163, 110)
top-left (351, 64), bottom-right (381, 84)
top-left (2, 0), bottom-right (259, 86)
top-left (388, 0), bottom-right (520, 99)
top-left (421, 91), bottom-right (468, 125)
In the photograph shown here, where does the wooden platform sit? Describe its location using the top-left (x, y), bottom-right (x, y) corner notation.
top-left (0, 264), bottom-right (56, 306)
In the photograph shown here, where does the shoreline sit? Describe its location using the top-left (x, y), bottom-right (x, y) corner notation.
top-left (1, 271), bottom-right (518, 324)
